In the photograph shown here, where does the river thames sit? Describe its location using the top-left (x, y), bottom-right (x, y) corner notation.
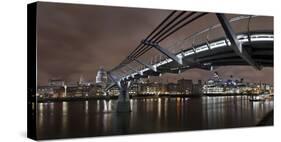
top-left (36, 95), bottom-right (273, 139)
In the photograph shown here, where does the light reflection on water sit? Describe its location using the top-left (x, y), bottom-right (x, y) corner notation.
top-left (37, 96), bottom-right (273, 139)
top-left (38, 103), bottom-right (44, 130)
top-left (62, 102), bottom-right (68, 135)
top-left (158, 98), bottom-right (161, 119)
top-left (84, 101), bottom-right (89, 131)
top-left (97, 100), bottom-right (100, 112)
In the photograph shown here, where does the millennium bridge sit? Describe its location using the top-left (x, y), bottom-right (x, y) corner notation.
top-left (104, 11), bottom-right (273, 112)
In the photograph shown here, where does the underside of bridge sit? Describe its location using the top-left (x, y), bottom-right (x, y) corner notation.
top-left (105, 11), bottom-right (273, 112)
top-left (124, 33), bottom-right (273, 81)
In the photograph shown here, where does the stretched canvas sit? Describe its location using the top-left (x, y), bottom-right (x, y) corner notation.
top-left (27, 1), bottom-right (274, 140)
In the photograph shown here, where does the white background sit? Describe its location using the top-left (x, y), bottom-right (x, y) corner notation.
top-left (0, 0), bottom-right (279, 141)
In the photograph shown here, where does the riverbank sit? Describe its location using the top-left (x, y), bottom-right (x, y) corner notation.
top-left (37, 94), bottom-right (202, 102)
top-left (37, 93), bottom-right (266, 103)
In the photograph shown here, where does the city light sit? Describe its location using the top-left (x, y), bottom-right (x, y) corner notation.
top-left (37, 71), bottom-right (273, 100)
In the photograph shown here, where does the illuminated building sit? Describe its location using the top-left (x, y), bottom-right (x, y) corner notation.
top-left (129, 83), bottom-right (139, 95)
top-left (137, 81), bottom-right (167, 95)
top-left (37, 86), bottom-right (54, 98)
top-left (203, 72), bottom-right (241, 94)
top-left (96, 67), bottom-right (108, 87)
top-left (202, 72), bottom-right (274, 95)
top-left (95, 67), bottom-right (108, 96)
top-left (79, 75), bottom-right (95, 86)
top-left (107, 86), bottom-right (119, 96)
top-left (203, 72), bottom-right (224, 94)
top-left (79, 75), bottom-right (84, 85)
top-left (48, 79), bottom-right (65, 87)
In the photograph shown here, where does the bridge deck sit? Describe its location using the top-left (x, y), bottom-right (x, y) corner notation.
top-left (126, 32), bottom-right (273, 80)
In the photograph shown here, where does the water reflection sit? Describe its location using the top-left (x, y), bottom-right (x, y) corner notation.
top-left (158, 98), bottom-right (161, 119)
top-left (84, 101), bottom-right (89, 130)
top-left (37, 96), bottom-right (273, 139)
top-left (38, 103), bottom-right (44, 130)
top-left (62, 102), bottom-right (68, 135)
top-left (97, 100), bottom-right (100, 112)
top-left (85, 101), bottom-right (88, 114)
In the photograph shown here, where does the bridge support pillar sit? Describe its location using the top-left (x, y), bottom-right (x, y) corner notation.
top-left (107, 72), bottom-right (131, 112)
top-left (116, 81), bottom-right (131, 113)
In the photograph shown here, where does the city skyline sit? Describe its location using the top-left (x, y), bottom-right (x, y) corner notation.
top-left (38, 71), bottom-right (273, 98)
top-left (37, 2), bottom-right (273, 85)
top-left (40, 70), bottom-right (273, 86)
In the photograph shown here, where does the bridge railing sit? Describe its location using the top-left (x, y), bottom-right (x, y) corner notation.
top-left (148, 15), bottom-right (273, 67)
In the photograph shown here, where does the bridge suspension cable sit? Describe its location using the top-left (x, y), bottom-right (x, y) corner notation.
top-left (121, 11), bottom-right (186, 66)
top-left (132, 13), bottom-right (207, 60)
top-left (110, 11), bottom-right (207, 73)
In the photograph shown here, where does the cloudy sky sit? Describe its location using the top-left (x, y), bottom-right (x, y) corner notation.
top-left (37, 2), bottom-right (273, 85)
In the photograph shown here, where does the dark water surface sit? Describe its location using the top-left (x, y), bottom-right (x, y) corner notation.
top-left (36, 96), bottom-right (273, 139)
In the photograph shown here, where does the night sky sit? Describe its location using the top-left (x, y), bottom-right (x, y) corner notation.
top-left (37, 2), bottom-right (273, 85)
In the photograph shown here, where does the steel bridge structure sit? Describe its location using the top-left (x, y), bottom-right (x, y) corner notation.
top-left (104, 11), bottom-right (273, 112)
